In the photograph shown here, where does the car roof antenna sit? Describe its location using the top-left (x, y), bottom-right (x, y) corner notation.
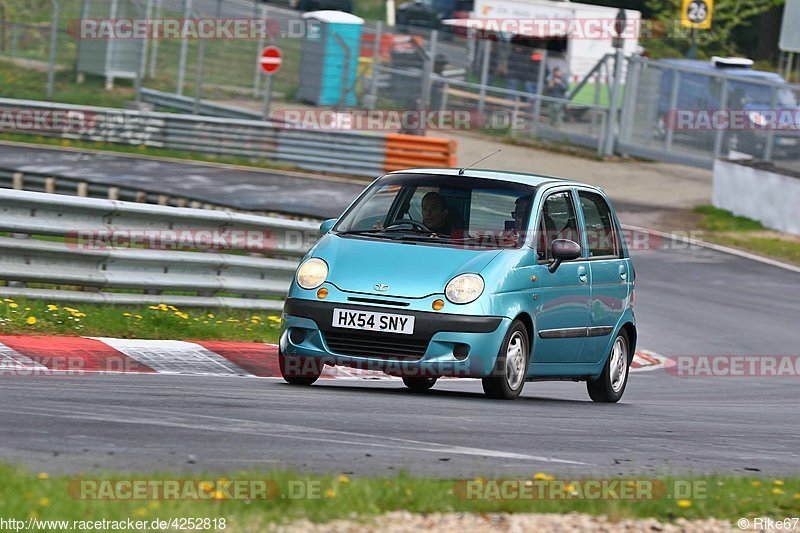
top-left (458, 149), bottom-right (501, 175)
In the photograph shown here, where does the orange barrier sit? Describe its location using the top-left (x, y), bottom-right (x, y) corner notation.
top-left (383, 134), bottom-right (458, 172)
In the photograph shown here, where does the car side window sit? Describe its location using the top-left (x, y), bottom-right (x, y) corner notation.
top-left (537, 191), bottom-right (580, 262)
top-left (578, 191), bottom-right (621, 258)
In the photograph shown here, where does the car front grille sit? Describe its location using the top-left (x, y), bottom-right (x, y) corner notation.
top-left (322, 330), bottom-right (429, 360)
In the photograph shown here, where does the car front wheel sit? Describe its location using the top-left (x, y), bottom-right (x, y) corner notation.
top-left (482, 320), bottom-right (529, 400)
top-left (402, 376), bottom-right (437, 391)
top-left (587, 330), bottom-right (630, 403)
top-left (279, 352), bottom-right (322, 385)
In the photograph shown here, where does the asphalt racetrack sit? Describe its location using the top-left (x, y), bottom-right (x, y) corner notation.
top-left (0, 143), bottom-right (365, 217)
top-left (1, 241), bottom-right (798, 477)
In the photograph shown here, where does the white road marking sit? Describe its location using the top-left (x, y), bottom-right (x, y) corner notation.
top-left (8, 405), bottom-right (589, 465)
top-left (0, 342), bottom-right (47, 370)
top-left (624, 224), bottom-right (800, 275)
top-left (90, 338), bottom-right (251, 376)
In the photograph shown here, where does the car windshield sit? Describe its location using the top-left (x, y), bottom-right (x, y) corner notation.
top-left (733, 81), bottom-right (797, 107)
top-left (333, 173), bottom-right (537, 249)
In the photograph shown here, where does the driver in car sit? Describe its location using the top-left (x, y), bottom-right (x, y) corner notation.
top-left (421, 192), bottom-right (452, 235)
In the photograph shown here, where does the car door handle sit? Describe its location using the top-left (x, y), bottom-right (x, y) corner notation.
top-left (578, 266), bottom-right (588, 283)
top-left (619, 265), bottom-right (627, 281)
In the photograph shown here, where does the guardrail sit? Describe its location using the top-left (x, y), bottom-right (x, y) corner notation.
top-left (0, 167), bottom-right (230, 211)
top-left (0, 189), bottom-right (317, 310)
top-left (0, 98), bottom-right (459, 178)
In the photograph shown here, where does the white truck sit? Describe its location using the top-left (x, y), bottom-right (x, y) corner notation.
top-left (445, 0), bottom-right (641, 81)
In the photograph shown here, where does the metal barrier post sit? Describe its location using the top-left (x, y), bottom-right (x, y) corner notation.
top-left (477, 40), bottom-right (491, 116)
top-left (665, 70), bottom-right (681, 152)
top-left (712, 78), bottom-right (728, 160)
top-left (366, 21), bottom-right (383, 110)
top-left (253, 4), bottom-right (267, 98)
top-left (762, 85), bottom-right (778, 162)
top-left (531, 48), bottom-right (547, 135)
top-left (136, 0), bottom-right (155, 104)
top-left (603, 47), bottom-right (624, 156)
top-left (149, 0), bottom-right (162, 78)
top-left (420, 29), bottom-right (437, 110)
top-left (176, 0), bottom-right (193, 95)
top-left (46, 0), bottom-right (60, 99)
top-left (193, 33), bottom-right (206, 114)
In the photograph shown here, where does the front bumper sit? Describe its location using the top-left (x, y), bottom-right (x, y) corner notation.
top-left (280, 298), bottom-right (510, 378)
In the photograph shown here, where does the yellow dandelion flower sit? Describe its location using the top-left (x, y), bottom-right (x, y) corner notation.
top-left (39, 497), bottom-right (50, 507)
top-left (148, 501), bottom-right (160, 510)
top-left (774, 480), bottom-right (784, 486)
top-left (26, 316), bottom-right (37, 325)
top-left (135, 314), bottom-right (143, 319)
top-left (148, 305), bottom-right (160, 310)
top-left (793, 493), bottom-right (800, 499)
top-left (24, 307), bottom-right (31, 311)
top-left (338, 475), bottom-right (350, 484)
top-left (47, 304), bottom-right (58, 311)
top-left (168, 305), bottom-right (178, 311)
top-left (199, 481), bottom-right (214, 493)
top-left (677, 499), bottom-right (692, 508)
top-left (251, 315), bottom-right (262, 320)
top-left (3, 298), bottom-right (14, 302)
top-left (772, 488), bottom-right (783, 495)
top-left (8, 303), bottom-right (19, 308)
top-left (324, 489), bottom-right (336, 498)
top-left (37, 472), bottom-right (49, 480)
top-left (405, 488), bottom-right (413, 496)
top-left (207, 313), bottom-right (215, 318)
top-left (533, 473), bottom-right (554, 481)
top-left (135, 507), bottom-right (147, 517)
top-left (212, 490), bottom-right (226, 500)
top-left (123, 312), bottom-right (132, 317)
top-left (752, 481), bottom-right (761, 487)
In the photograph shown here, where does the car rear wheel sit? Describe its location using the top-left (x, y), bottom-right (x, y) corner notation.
top-left (482, 320), bottom-right (529, 400)
top-left (402, 376), bottom-right (437, 391)
top-left (279, 352), bottom-right (322, 385)
top-left (587, 330), bottom-right (630, 403)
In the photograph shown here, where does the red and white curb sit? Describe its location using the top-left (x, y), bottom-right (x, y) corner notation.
top-left (0, 335), bottom-right (663, 378)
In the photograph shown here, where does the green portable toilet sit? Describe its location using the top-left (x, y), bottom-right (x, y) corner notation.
top-left (299, 11), bottom-right (364, 106)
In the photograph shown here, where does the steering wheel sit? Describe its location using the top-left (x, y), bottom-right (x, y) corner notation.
top-left (384, 220), bottom-right (433, 233)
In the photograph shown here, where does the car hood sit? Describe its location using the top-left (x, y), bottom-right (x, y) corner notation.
top-left (312, 234), bottom-right (502, 298)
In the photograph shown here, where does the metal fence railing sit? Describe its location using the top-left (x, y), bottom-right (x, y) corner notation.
top-left (618, 56), bottom-right (800, 172)
top-left (0, 188), bottom-right (318, 309)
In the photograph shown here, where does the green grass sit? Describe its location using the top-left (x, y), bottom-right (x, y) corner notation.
top-left (0, 60), bottom-right (133, 108)
top-left (0, 297), bottom-right (281, 342)
top-left (692, 206), bottom-right (800, 266)
top-left (0, 465), bottom-right (798, 527)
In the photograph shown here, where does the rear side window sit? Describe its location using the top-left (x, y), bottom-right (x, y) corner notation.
top-left (578, 191), bottom-right (621, 258)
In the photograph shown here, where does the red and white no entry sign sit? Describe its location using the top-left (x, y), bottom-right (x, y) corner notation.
top-left (259, 46), bottom-right (282, 75)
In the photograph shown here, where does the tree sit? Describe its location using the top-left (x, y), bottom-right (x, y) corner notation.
top-left (646, 0), bottom-right (784, 56)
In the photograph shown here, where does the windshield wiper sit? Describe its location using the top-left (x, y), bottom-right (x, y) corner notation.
top-left (382, 227), bottom-right (451, 239)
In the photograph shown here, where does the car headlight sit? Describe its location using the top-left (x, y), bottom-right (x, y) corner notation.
top-left (748, 111), bottom-right (768, 127)
top-left (445, 273), bottom-right (484, 304)
top-left (296, 258), bottom-right (328, 290)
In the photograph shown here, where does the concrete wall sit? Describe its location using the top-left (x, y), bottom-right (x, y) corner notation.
top-left (712, 160), bottom-right (800, 236)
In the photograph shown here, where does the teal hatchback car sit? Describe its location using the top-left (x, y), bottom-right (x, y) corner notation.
top-left (279, 169), bottom-right (636, 402)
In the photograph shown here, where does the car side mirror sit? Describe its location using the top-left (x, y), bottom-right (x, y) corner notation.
top-left (548, 239), bottom-right (581, 273)
top-left (319, 218), bottom-right (337, 235)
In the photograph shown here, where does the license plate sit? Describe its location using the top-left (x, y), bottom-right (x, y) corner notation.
top-left (332, 308), bottom-right (415, 335)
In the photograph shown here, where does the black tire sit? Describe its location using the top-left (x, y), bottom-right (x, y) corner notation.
top-left (402, 376), bottom-right (437, 391)
top-left (587, 330), bottom-right (631, 403)
top-left (279, 352), bottom-right (322, 385)
top-left (482, 320), bottom-right (529, 400)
